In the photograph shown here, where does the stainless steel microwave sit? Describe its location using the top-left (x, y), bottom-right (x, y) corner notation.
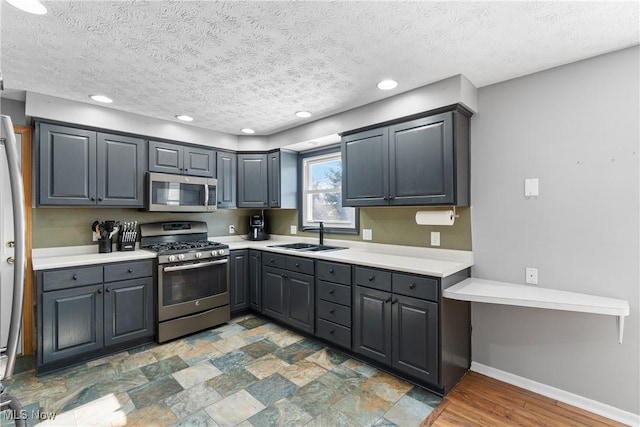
top-left (146, 172), bottom-right (217, 212)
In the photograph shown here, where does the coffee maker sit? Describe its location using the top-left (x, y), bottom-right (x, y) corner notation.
top-left (248, 214), bottom-right (269, 241)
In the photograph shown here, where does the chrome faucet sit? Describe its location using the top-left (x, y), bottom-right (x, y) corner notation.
top-left (304, 221), bottom-right (324, 245)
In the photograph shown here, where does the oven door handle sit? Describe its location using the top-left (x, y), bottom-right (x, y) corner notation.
top-left (163, 258), bottom-right (228, 272)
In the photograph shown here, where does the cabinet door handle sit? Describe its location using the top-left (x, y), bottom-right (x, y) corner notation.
top-left (328, 289), bottom-right (334, 294)
top-left (329, 309), bottom-right (335, 314)
top-left (295, 263), bottom-right (300, 267)
top-left (384, 297), bottom-right (391, 303)
top-left (282, 274), bottom-right (288, 278)
top-left (128, 269), bottom-right (133, 273)
top-left (97, 288), bottom-right (103, 294)
top-left (392, 298), bottom-right (398, 304)
top-left (90, 197), bottom-right (96, 201)
top-left (409, 283), bottom-right (416, 289)
top-left (368, 276), bottom-right (375, 282)
top-left (105, 287), bottom-right (111, 293)
top-left (72, 274), bottom-right (78, 280)
top-left (329, 329), bottom-right (335, 335)
top-left (329, 269), bottom-right (334, 273)
top-left (184, 169), bottom-right (188, 172)
top-left (98, 197), bottom-right (103, 202)
top-left (270, 259), bottom-right (275, 263)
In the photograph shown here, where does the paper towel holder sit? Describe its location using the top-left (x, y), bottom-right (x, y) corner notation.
top-left (415, 206), bottom-right (459, 226)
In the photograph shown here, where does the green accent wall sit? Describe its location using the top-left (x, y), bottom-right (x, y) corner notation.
top-left (32, 207), bottom-right (258, 248)
top-left (265, 206), bottom-right (472, 251)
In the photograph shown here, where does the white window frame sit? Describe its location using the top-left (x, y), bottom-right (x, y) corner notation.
top-left (301, 150), bottom-right (357, 231)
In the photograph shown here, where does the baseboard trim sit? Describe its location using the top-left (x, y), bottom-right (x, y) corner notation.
top-left (470, 362), bottom-right (640, 426)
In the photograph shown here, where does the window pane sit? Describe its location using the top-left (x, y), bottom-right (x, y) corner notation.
top-left (306, 192), bottom-right (354, 225)
top-left (309, 159), bottom-right (341, 190)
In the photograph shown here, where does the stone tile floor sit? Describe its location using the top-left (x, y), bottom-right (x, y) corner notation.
top-left (1, 314), bottom-right (442, 427)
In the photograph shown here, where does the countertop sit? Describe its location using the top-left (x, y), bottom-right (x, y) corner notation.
top-left (32, 235), bottom-right (473, 278)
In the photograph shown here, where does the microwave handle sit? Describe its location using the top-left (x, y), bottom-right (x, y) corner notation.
top-left (204, 184), bottom-right (209, 207)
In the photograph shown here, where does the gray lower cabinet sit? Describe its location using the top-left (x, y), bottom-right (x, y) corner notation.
top-left (38, 123), bottom-right (145, 207)
top-left (216, 151), bottom-right (237, 208)
top-left (262, 254), bottom-right (314, 334)
top-left (249, 250), bottom-right (262, 312)
top-left (354, 286), bottom-right (392, 364)
top-left (149, 140), bottom-right (215, 177)
top-left (315, 261), bottom-right (352, 350)
top-left (229, 250), bottom-right (249, 313)
top-left (38, 260), bottom-right (154, 373)
top-left (341, 107), bottom-right (470, 207)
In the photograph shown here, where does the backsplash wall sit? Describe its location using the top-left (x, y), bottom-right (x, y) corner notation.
top-left (32, 208), bottom-right (258, 248)
top-left (266, 206), bottom-right (472, 251)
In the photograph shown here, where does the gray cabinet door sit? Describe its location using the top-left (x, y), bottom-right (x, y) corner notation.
top-left (249, 250), bottom-right (262, 312)
top-left (96, 133), bottom-right (145, 207)
top-left (342, 128), bottom-right (389, 206)
top-left (39, 123), bottom-right (97, 205)
top-left (286, 271), bottom-right (314, 334)
top-left (104, 278), bottom-right (153, 347)
top-left (237, 154), bottom-right (268, 208)
top-left (230, 250), bottom-right (249, 313)
top-left (216, 151), bottom-right (237, 208)
top-left (262, 266), bottom-right (287, 322)
top-left (267, 151), bottom-right (281, 208)
top-left (41, 284), bottom-right (104, 364)
top-left (354, 286), bottom-right (392, 365)
top-left (149, 140), bottom-right (184, 174)
top-left (389, 113), bottom-right (454, 205)
top-left (184, 146), bottom-right (216, 178)
top-left (392, 294), bottom-right (439, 385)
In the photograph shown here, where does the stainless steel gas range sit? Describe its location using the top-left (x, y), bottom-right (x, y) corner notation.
top-left (140, 221), bottom-right (230, 343)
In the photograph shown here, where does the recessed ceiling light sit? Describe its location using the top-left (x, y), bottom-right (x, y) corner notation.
top-left (377, 79), bottom-right (398, 90)
top-left (89, 94), bottom-right (113, 103)
top-left (4, 0), bottom-right (47, 15)
top-left (175, 115), bottom-right (194, 122)
top-left (296, 111), bottom-right (312, 118)
top-left (241, 128), bottom-right (255, 134)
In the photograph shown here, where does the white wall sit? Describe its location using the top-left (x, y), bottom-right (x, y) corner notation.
top-left (470, 46), bottom-right (639, 414)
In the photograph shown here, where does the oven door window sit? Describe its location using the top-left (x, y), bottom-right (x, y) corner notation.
top-left (151, 181), bottom-right (206, 207)
top-left (162, 261), bottom-right (227, 306)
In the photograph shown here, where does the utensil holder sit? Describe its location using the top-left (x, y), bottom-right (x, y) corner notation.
top-left (98, 238), bottom-right (112, 253)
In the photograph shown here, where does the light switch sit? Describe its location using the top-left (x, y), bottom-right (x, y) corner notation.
top-left (290, 225), bottom-right (297, 235)
top-left (524, 178), bottom-right (539, 197)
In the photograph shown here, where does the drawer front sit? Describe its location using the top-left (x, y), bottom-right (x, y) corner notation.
top-left (42, 266), bottom-right (103, 292)
top-left (317, 300), bottom-right (351, 328)
top-left (354, 266), bottom-right (391, 292)
top-left (316, 318), bottom-right (351, 349)
top-left (263, 253), bottom-right (286, 269)
top-left (285, 256), bottom-right (314, 275)
top-left (317, 261), bottom-right (351, 285)
top-left (317, 280), bottom-right (351, 306)
top-left (392, 273), bottom-right (439, 302)
top-left (104, 260), bottom-right (154, 283)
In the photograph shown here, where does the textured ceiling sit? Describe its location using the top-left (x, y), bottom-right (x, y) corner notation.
top-left (1, 1), bottom-right (638, 136)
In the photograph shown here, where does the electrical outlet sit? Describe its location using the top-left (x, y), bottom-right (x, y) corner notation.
top-left (363, 229), bottom-right (372, 241)
top-left (524, 178), bottom-right (539, 198)
top-left (431, 231), bottom-right (441, 246)
top-left (228, 225), bottom-right (235, 234)
top-left (92, 231), bottom-right (98, 242)
top-left (290, 225), bottom-right (297, 235)
top-left (526, 267), bottom-right (539, 285)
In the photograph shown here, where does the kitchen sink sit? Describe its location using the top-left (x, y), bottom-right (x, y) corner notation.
top-left (268, 243), bottom-right (346, 252)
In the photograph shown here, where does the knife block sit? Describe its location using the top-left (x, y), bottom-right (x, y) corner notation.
top-left (117, 235), bottom-right (135, 251)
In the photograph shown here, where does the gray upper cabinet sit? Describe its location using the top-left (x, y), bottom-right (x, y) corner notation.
top-left (267, 150), bottom-right (297, 209)
top-left (237, 153), bottom-right (269, 208)
top-left (149, 140), bottom-right (215, 178)
top-left (38, 123), bottom-right (145, 207)
top-left (342, 108), bottom-right (470, 207)
top-left (216, 151), bottom-right (237, 208)
top-left (97, 133), bottom-right (145, 206)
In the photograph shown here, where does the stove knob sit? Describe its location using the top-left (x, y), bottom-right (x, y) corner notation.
top-left (178, 254), bottom-right (186, 261)
top-left (211, 250), bottom-right (217, 257)
top-left (218, 249), bottom-right (225, 256)
top-left (195, 252), bottom-right (202, 259)
top-left (168, 255), bottom-right (176, 262)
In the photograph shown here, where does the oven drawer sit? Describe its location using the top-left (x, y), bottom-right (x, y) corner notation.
top-left (317, 300), bottom-right (351, 328)
top-left (286, 256), bottom-right (314, 275)
top-left (42, 266), bottom-right (103, 292)
top-left (316, 318), bottom-right (351, 349)
top-left (263, 253), bottom-right (286, 269)
top-left (104, 260), bottom-right (154, 283)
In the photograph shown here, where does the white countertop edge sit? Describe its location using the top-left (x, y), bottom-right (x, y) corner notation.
top-left (443, 278), bottom-right (630, 316)
top-left (32, 246), bottom-right (157, 271)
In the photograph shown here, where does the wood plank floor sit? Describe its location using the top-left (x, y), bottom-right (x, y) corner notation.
top-left (421, 371), bottom-right (627, 427)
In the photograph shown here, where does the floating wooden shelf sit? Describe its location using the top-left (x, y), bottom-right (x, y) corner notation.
top-left (443, 278), bottom-right (630, 343)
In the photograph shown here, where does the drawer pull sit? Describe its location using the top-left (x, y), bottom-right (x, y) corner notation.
top-left (409, 283), bottom-right (416, 289)
top-left (72, 274), bottom-right (78, 280)
top-left (392, 298), bottom-right (398, 304)
top-left (329, 309), bottom-right (335, 314)
top-left (384, 296), bottom-right (391, 303)
top-left (329, 269), bottom-right (334, 273)
top-left (270, 259), bottom-right (275, 263)
top-left (329, 329), bottom-right (335, 335)
top-left (329, 289), bottom-right (334, 294)
top-left (368, 276), bottom-right (375, 281)
top-left (97, 288), bottom-right (103, 294)
top-left (128, 268), bottom-right (133, 273)
top-left (295, 263), bottom-right (300, 267)
top-left (106, 287), bottom-right (111, 293)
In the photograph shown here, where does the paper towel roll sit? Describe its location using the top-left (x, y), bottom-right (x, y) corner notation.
top-left (415, 210), bottom-right (455, 226)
